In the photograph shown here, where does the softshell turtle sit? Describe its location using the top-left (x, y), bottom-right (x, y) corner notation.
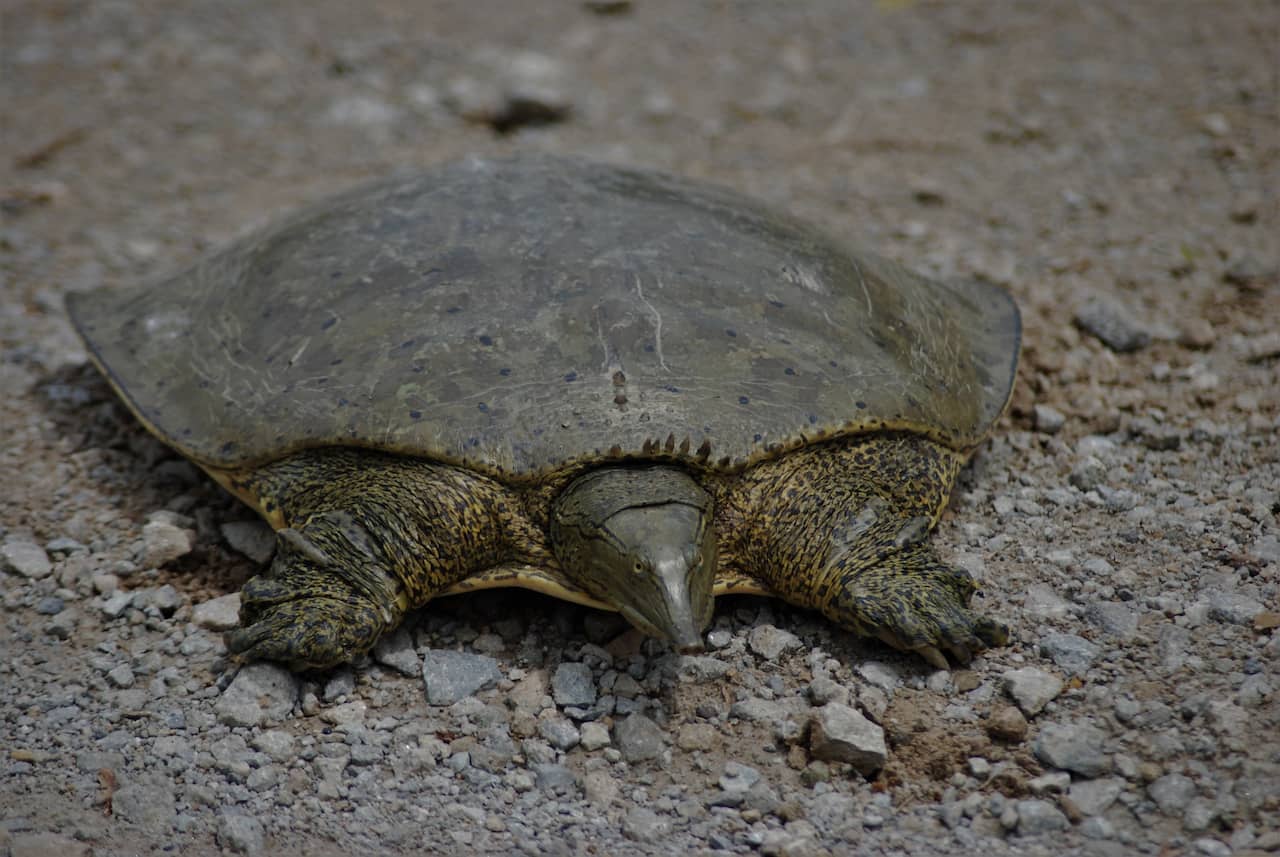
top-left (67, 154), bottom-right (1020, 670)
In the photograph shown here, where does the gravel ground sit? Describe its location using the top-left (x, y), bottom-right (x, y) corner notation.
top-left (2, 2), bottom-right (1278, 855)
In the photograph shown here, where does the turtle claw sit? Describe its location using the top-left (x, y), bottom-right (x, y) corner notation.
top-left (228, 590), bottom-right (389, 670)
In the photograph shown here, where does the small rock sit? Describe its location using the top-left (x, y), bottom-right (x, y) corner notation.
top-left (582, 769), bottom-right (618, 805)
top-left (1003, 667), bottom-right (1064, 716)
top-left (319, 700), bottom-right (366, 725)
top-left (1206, 592), bottom-right (1264, 625)
top-left (1034, 722), bottom-right (1110, 778)
top-left (192, 593), bottom-right (241, 631)
top-left (807, 676), bottom-right (850, 706)
top-left (215, 662), bottom-right (300, 727)
top-left (1, 539), bottom-right (52, 578)
top-left (1028, 772), bottom-right (1071, 795)
top-left (579, 720), bottom-right (611, 751)
top-left (1033, 404), bottom-right (1066, 434)
top-left (220, 520), bottom-right (276, 564)
top-left (533, 763), bottom-right (577, 792)
top-left (676, 722), bottom-right (717, 751)
top-left (217, 812), bottom-right (265, 855)
top-left (322, 668), bottom-right (355, 701)
top-left (1068, 777), bottom-right (1124, 816)
top-left (677, 655), bottom-right (731, 681)
top-left (34, 596), bottom-right (64, 615)
top-left (537, 713), bottom-right (580, 751)
top-left (552, 661), bottom-right (597, 706)
top-left (373, 627), bottom-right (420, 677)
top-left (1148, 772), bottom-right (1197, 815)
top-left (8, 833), bottom-right (91, 857)
top-left (1085, 602), bottom-right (1138, 638)
top-left (808, 703), bottom-right (887, 775)
top-left (422, 650), bottom-right (501, 705)
top-left (141, 516), bottom-right (196, 567)
top-left (106, 664), bottom-right (136, 689)
top-left (1074, 296), bottom-right (1150, 352)
top-left (1038, 633), bottom-right (1099, 675)
top-left (613, 712), bottom-right (664, 762)
top-left (1015, 799), bottom-right (1070, 835)
top-left (622, 807), bottom-right (671, 844)
top-left (747, 624), bottom-right (802, 660)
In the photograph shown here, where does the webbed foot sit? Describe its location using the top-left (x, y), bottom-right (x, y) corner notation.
top-left (825, 545), bottom-right (1007, 669)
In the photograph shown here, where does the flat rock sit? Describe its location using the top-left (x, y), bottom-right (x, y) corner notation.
top-left (613, 712), bottom-right (664, 762)
top-left (422, 649), bottom-right (501, 705)
top-left (622, 807), bottom-right (671, 844)
top-left (1039, 633), bottom-right (1100, 675)
top-left (8, 833), bottom-right (92, 857)
top-left (141, 516), bottom-right (195, 567)
top-left (217, 811), bottom-right (266, 855)
top-left (1004, 667), bottom-right (1064, 716)
top-left (215, 662), bottom-right (300, 727)
top-left (551, 661), bottom-right (597, 706)
top-left (373, 627), bottom-right (420, 676)
top-left (1074, 296), bottom-right (1150, 352)
top-left (1, 539), bottom-right (52, 579)
top-left (1148, 772), bottom-right (1197, 814)
top-left (808, 703), bottom-right (887, 775)
top-left (112, 778), bottom-right (177, 830)
top-left (220, 520), bottom-right (276, 564)
top-left (1068, 777), bottom-right (1124, 816)
top-left (1016, 799), bottom-right (1070, 835)
top-left (1033, 722), bottom-right (1110, 778)
top-left (747, 624), bottom-right (802, 660)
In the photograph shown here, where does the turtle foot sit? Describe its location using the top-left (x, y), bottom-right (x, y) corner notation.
top-left (826, 545), bottom-right (1007, 669)
top-left (226, 575), bottom-right (390, 670)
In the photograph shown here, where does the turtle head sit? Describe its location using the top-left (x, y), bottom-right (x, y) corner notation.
top-left (552, 466), bottom-right (716, 653)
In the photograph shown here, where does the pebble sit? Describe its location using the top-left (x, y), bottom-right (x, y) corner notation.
top-left (372, 627), bottom-right (420, 676)
top-left (1015, 799), bottom-right (1070, 835)
top-left (217, 811), bottom-right (265, 855)
top-left (719, 761), bottom-right (761, 795)
top-left (1086, 601), bottom-right (1139, 638)
top-left (141, 514), bottom-right (196, 567)
top-left (579, 720), bottom-right (611, 751)
top-left (622, 807), bottom-right (671, 843)
top-left (215, 663), bottom-right (300, 727)
top-left (537, 713), bottom-right (580, 750)
top-left (1206, 592), bottom-right (1264, 625)
top-left (1003, 667), bottom-right (1064, 716)
top-left (106, 664), bottom-right (136, 689)
top-left (220, 520), bottom-right (276, 564)
top-left (1068, 777), bottom-right (1124, 816)
top-left (1, 539), bottom-right (52, 579)
top-left (8, 833), bottom-right (92, 857)
top-left (747, 624), bottom-right (803, 660)
top-left (676, 723), bottom-right (717, 751)
top-left (985, 705), bottom-right (1029, 742)
top-left (422, 650), bottom-right (501, 705)
top-left (34, 596), bottom-right (63, 615)
top-left (192, 593), bottom-right (241, 631)
top-left (112, 778), bottom-right (177, 829)
top-left (1034, 722), bottom-right (1110, 778)
top-left (1074, 296), bottom-right (1150, 352)
top-left (1038, 633), bottom-right (1100, 675)
top-left (552, 661), bottom-right (597, 706)
top-left (1148, 772), bottom-right (1197, 814)
top-left (613, 712), bottom-right (664, 762)
top-left (1033, 404), bottom-right (1066, 434)
top-left (808, 703), bottom-right (887, 775)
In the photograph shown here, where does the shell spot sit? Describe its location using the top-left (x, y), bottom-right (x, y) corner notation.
top-left (499, 367), bottom-right (512, 376)
top-left (219, 441), bottom-right (237, 456)
top-left (808, 414), bottom-right (818, 424)
top-left (738, 395), bottom-right (750, 405)
top-left (446, 306), bottom-right (462, 314)
top-left (855, 400), bottom-right (867, 410)
top-left (399, 338), bottom-right (416, 350)
top-left (330, 358), bottom-right (343, 365)
top-left (644, 343), bottom-right (655, 353)
top-left (768, 299), bottom-right (785, 308)
top-left (478, 402), bottom-right (489, 413)
top-left (696, 440), bottom-right (712, 459)
top-left (664, 384), bottom-right (680, 393)
top-left (611, 370), bottom-right (626, 385)
top-left (478, 334), bottom-right (493, 346)
top-left (753, 433), bottom-right (763, 442)
top-left (725, 328), bottom-right (737, 337)
top-left (564, 371), bottom-right (577, 382)
top-left (614, 393), bottom-right (628, 406)
top-left (408, 410), bottom-right (422, 419)
top-left (320, 317), bottom-right (337, 331)
top-left (784, 367), bottom-right (795, 376)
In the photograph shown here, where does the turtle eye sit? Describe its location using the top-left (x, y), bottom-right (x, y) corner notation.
top-left (632, 560), bottom-right (646, 576)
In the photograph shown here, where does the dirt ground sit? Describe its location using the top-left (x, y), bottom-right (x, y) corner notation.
top-left (1, 1), bottom-right (1277, 856)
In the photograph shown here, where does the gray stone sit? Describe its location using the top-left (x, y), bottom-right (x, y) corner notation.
top-left (34, 596), bottom-right (64, 615)
top-left (719, 761), bottom-right (761, 794)
top-left (1033, 404), bottom-right (1066, 434)
top-left (1015, 799), bottom-right (1070, 835)
top-left (422, 649), bottom-right (501, 705)
top-left (1074, 296), bottom-right (1150, 352)
top-left (1034, 722), bottom-right (1110, 778)
top-left (1148, 772), bottom-right (1197, 814)
top-left (1086, 602), bottom-right (1139, 638)
top-left (1039, 633), bottom-right (1100, 675)
top-left (747, 624), bottom-right (802, 660)
top-left (215, 662), bottom-right (300, 727)
top-left (808, 676), bottom-right (850, 706)
top-left (217, 812), bottom-right (265, 855)
top-left (144, 583), bottom-right (182, 616)
top-left (1068, 777), bottom-right (1124, 816)
top-left (551, 661), bottom-right (597, 706)
top-left (808, 703), bottom-right (887, 775)
top-left (1023, 583), bottom-right (1071, 620)
top-left (537, 713), bottom-right (580, 750)
top-left (192, 593), bottom-right (241, 631)
top-left (856, 661), bottom-right (901, 690)
top-left (141, 515), bottom-right (196, 567)
top-left (106, 664), bottom-right (136, 689)
top-left (2, 540), bottom-right (52, 579)
top-left (729, 697), bottom-right (789, 722)
top-left (622, 807), bottom-right (671, 844)
top-left (1207, 592), bottom-right (1264, 625)
top-left (113, 779), bottom-right (177, 830)
top-left (613, 712), bottom-right (664, 762)
top-left (322, 667), bottom-right (355, 701)
top-left (532, 763), bottom-right (576, 791)
top-left (677, 655), bottom-right (731, 681)
top-left (373, 627), bottom-right (420, 676)
top-left (250, 730), bottom-right (296, 762)
top-left (579, 720), bottom-right (611, 751)
top-left (1003, 667), bottom-right (1064, 716)
top-left (220, 520), bottom-right (276, 564)
top-left (8, 833), bottom-right (91, 857)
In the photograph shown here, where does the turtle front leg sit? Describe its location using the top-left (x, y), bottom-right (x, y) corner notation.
top-left (729, 435), bottom-right (1007, 668)
top-left (226, 518), bottom-right (406, 670)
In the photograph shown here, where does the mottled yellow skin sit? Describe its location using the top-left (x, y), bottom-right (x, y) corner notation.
top-left (222, 433), bottom-right (1006, 670)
